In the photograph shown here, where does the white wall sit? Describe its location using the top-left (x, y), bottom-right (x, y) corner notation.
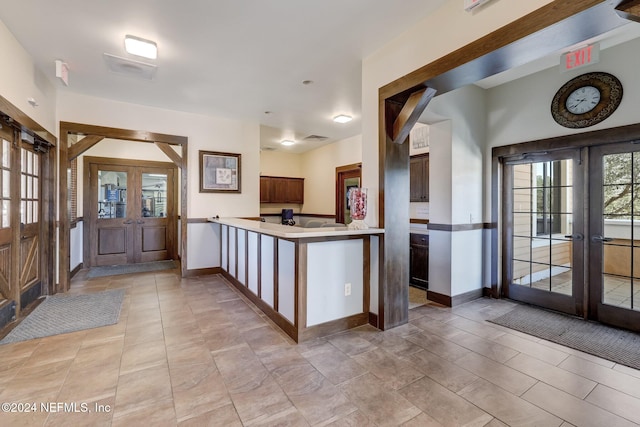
top-left (300, 134), bottom-right (362, 215)
top-left (0, 20), bottom-right (56, 133)
top-left (362, 0), bottom-right (555, 228)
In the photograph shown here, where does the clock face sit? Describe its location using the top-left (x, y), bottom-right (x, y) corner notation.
top-left (551, 72), bottom-right (623, 129)
top-left (565, 85), bottom-right (601, 115)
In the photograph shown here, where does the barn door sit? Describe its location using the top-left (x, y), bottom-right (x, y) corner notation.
top-left (0, 127), bottom-right (15, 319)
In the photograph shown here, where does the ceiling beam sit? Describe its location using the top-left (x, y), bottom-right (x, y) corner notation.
top-left (67, 135), bottom-right (104, 160)
top-left (616, 0), bottom-right (640, 22)
top-left (154, 141), bottom-right (183, 168)
top-left (391, 87), bottom-right (437, 145)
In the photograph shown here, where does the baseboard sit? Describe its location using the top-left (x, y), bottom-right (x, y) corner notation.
top-left (70, 263), bottom-right (83, 279)
top-left (427, 288), bottom-right (485, 307)
top-left (184, 267), bottom-right (223, 277)
top-left (368, 312), bottom-right (378, 328)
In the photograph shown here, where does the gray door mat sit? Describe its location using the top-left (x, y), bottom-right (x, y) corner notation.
top-left (87, 260), bottom-right (177, 278)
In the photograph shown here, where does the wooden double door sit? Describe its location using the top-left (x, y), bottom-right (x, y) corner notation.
top-left (503, 142), bottom-right (640, 332)
top-left (85, 157), bottom-right (177, 267)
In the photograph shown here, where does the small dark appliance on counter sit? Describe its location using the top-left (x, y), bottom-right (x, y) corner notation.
top-left (281, 209), bottom-right (295, 226)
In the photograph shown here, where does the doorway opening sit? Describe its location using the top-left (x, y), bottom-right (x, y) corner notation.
top-left (336, 163), bottom-right (361, 224)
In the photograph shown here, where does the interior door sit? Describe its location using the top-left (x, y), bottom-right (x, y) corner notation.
top-left (0, 129), bottom-right (14, 312)
top-left (589, 142), bottom-right (640, 331)
top-left (137, 168), bottom-right (174, 263)
top-left (503, 148), bottom-right (585, 316)
top-left (336, 164), bottom-right (361, 224)
top-left (19, 143), bottom-right (42, 298)
top-left (90, 164), bottom-right (135, 266)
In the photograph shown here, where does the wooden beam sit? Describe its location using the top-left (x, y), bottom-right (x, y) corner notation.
top-left (616, 0), bottom-right (640, 22)
top-left (391, 87), bottom-right (437, 145)
top-left (154, 141), bottom-right (183, 168)
top-left (68, 135), bottom-right (104, 160)
top-left (60, 121), bottom-right (188, 146)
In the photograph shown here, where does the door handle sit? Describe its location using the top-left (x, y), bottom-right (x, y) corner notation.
top-left (564, 233), bottom-right (584, 241)
top-left (123, 219), bottom-right (134, 224)
top-left (591, 235), bottom-right (613, 243)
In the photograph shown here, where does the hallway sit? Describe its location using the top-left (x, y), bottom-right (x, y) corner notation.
top-left (0, 269), bottom-right (639, 426)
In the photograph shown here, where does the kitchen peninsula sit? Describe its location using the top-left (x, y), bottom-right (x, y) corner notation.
top-left (210, 217), bottom-right (384, 342)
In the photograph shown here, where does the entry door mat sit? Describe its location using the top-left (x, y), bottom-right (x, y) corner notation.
top-left (488, 304), bottom-right (640, 370)
top-left (87, 260), bottom-right (177, 278)
top-left (0, 289), bottom-right (125, 345)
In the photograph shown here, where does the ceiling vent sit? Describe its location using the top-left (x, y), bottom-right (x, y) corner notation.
top-left (303, 135), bottom-right (328, 141)
top-left (103, 53), bottom-right (157, 80)
top-left (260, 146), bottom-right (276, 151)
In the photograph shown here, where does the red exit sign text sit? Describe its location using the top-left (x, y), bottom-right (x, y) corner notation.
top-left (561, 43), bottom-right (600, 72)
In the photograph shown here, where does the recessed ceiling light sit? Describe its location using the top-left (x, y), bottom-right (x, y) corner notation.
top-left (333, 114), bottom-right (352, 123)
top-left (281, 140), bottom-right (295, 146)
top-left (124, 35), bottom-right (158, 59)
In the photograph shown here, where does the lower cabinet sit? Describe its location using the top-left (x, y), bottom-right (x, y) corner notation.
top-left (410, 233), bottom-right (429, 289)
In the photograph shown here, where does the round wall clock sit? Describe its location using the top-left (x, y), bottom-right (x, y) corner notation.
top-left (550, 71), bottom-right (623, 129)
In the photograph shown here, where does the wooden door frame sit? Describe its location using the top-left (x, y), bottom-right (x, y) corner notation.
top-left (335, 163), bottom-right (362, 224)
top-left (83, 156), bottom-right (179, 268)
top-left (0, 96), bottom-right (56, 320)
top-left (59, 122), bottom-right (188, 292)
top-left (377, 0), bottom-right (632, 330)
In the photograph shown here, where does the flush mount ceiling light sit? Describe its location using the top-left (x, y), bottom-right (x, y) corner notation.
top-left (124, 35), bottom-right (157, 59)
top-left (333, 114), bottom-right (352, 124)
top-left (280, 140), bottom-right (295, 146)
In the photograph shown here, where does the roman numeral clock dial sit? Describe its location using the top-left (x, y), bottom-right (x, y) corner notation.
top-left (551, 72), bottom-right (623, 129)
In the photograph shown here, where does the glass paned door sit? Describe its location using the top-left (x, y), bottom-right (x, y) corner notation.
top-left (589, 143), bottom-right (640, 331)
top-left (504, 148), bottom-right (584, 315)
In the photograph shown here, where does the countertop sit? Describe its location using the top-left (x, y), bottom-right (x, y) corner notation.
top-left (209, 217), bottom-right (384, 239)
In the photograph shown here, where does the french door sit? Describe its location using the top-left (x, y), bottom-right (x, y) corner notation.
top-left (86, 158), bottom-right (177, 267)
top-left (504, 148), bottom-right (585, 316)
top-left (589, 142), bottom-right (640, 331)
top-left (504, 143), bottom-right (640, 332)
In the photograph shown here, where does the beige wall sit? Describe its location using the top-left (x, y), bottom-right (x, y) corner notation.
top-left (260, 151), bottom-right (303, 177)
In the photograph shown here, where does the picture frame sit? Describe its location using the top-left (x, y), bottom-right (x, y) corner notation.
top-left (199, 150), bottom-right (241, 193)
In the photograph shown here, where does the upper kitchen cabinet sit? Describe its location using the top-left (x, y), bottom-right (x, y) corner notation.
top-left (410, 154), bottom-right (429, 202)
top-left (260, 176), bottom-right (304, 204)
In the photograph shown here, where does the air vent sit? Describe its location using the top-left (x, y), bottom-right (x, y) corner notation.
top-left (261, 146), bottom-right (276, 151)
top-left (103, 53), bottom-right (157, 80)
top-left (303, 135), bottom-right (328, 141)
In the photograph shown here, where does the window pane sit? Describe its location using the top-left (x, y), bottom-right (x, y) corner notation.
top-left (21, 174), bottom-right (26, 198)
top-left (33, 201), bottom-right (38, 223)
top-left (1, 139), bottom-right (9, 168)
top-left (34, 177), bottom-right (38, 198)
top-left (1, 200), bottom-right (8, 228)
top-left (33, 154), bottom-right (38, 175)
top-left (2, 170), bottom-right (8, 198)
top-left (604, 153), bottom-right (632, 185)
top-left (141, 173), bottom-right (167, 218)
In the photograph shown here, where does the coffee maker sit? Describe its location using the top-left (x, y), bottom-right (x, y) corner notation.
top-left (281, 209), bottom-right (295, 226)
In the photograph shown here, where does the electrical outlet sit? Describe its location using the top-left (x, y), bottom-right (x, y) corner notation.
top-left (344, 283), bottom-right (352, 296)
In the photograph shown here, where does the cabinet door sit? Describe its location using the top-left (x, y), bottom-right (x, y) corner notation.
top-left (286, 179), bottom-right (304, 203)
top-left (410, 157), bottom-right (423, 202)
top-left (271, 178), bottom-right (289, 203)
top-left (409, 234), bottom-right (429, 288)
top-left (260, 177), bottom-right (271, 202)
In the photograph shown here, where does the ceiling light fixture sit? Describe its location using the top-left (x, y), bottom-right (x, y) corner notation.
top-left (280, 140), bottom-right (295, 146)
top-left (124, 35), bottom-right (158, 59)
top-left (333, 114), bottom-right (352, 123)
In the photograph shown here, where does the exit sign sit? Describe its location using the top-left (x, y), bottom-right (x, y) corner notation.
top-left (561, 43), bottom-right (600, 72)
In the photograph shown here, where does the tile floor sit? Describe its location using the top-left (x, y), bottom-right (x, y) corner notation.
top-left (1, 268), bottom-right (640, 426)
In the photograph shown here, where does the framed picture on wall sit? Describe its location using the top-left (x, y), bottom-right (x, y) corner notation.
top-left (199, 150), bottom-right (241, 193)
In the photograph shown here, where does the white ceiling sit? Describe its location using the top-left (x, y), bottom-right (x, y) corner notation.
top-left (0, 0), bottom-right (448, 152)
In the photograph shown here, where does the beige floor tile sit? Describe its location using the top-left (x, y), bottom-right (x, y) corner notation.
top-left (44, 396), bottom-right (115, 427)
top-left (397, 376), bottom-right (493, 427)
top-left (0, 359), bottom-right (72, 402)
top-left (559, 355), bottom-right (640, 399)
top-left (454, 352), bottom-right (537, 396)
top-left (118, 338), bottom-right (167, 375)
top-left (522, 381), bottom-right (637, 427)
top-left (492, 332), bottom-right (570, 366)
top-left (202, 323), bottom-right (245, 352)
top-left (123, 321), bottom-right (164, 347)
top-left (613, 363), bottom-right (640, 379)
top-left (410, 317), bottom-right (463, 340)
top-left (166, 341), bottom-right (214, 367)
top-left (327, 330), bottom-right (378, 356)
top-left (241, 324), bottom-right (288, 352)
top-left (505, 353), bottom-right (597, 398)
top-left (111, 397), bottom-right (176, 427)
top-left (228, 374), bottom-right (294, 425)
top-left (405, 332), bottom-right (471, 362)
top-left (405, 349), bottom-right (479, 393)
top-left (447, 330), bottom-right (519, 364)
top-left (459, 378), bottom-right (563, 426)
top-left (339, 373), bottom-right (421, 427)
top-left (177, 403), bottom-right (242, 427)
top-left (400, 412), bottom-right (443, 426)
top-left (353, 348), bottom-right (424, 390)
top-left (364, 329), bottom-right (424, 358)
top-left (57, 364), bottom-right (119, 403)
top-left (585, 383), bottom-right (640, 424)
top-left (322, 410), bottom-right (373, 427)
top-left (170, 362), bottom-right (231, 422)
top-left (299, 341), bottom-right (367, 385)
top-left (443, 317), bottom-right (506, 341)
top-left (113, 364), bottom-right (172, 417)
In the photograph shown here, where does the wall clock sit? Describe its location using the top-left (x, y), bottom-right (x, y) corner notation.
top-left (550, 71), bottom-right (623, 129)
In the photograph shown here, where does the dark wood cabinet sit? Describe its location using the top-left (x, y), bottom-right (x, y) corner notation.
top-left (410, 233), bottom-right (429, 289)
top-left (260, 176), bottom-right (304, 204)
top-left (410, 154), bottom-right (429, 202)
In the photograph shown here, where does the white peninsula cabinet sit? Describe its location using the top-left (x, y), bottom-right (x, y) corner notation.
top-left (210, 217), bottom-right (384, 342)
